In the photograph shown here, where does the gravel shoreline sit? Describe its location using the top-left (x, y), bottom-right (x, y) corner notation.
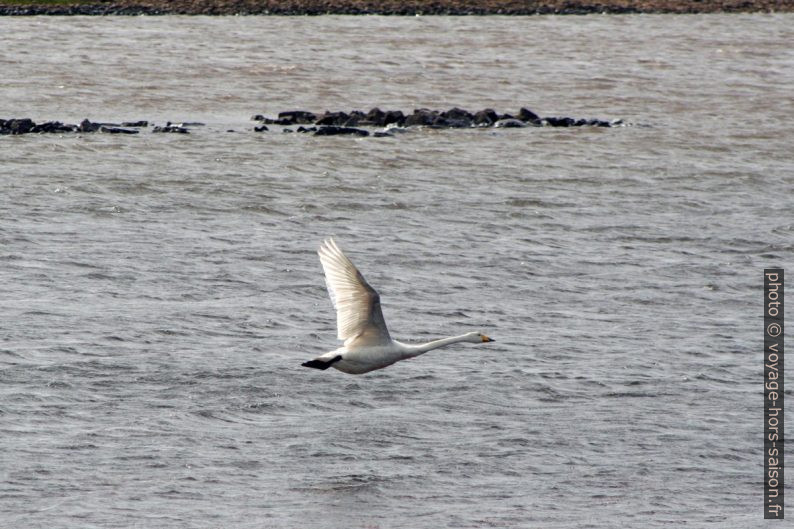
top-left (1, 0), bottom-right (792, 15)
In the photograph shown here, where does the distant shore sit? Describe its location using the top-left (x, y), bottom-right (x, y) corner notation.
top-left (1, 0), bottom-right (792, 16)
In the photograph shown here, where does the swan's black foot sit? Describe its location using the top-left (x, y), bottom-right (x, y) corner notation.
top-left (301, 355), bottom-right (343, 370)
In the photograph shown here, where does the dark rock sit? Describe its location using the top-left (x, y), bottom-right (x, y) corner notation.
top-left (315, 111), bottom-right (349, 126)
top-left (254, 125), bottom-right (269, 132)
top-left (277, 110), bottom-right (317, 124)
top-left (28, 121), bottom-right (48, 133)
top-left (79, 119), bottom-right (101, 132)
top-left (343, 110), bottom-right (367, 127)
top-left (435, 107), bottom-right (474, 128)
top-left (518, 107), bottom-right (541, 122)
top-left (314, 126), bottom-right (369, 137)
top-left (473, 109), bottom-right (499, 126)
top-left (404, 109), bottom-right (437, 127)
top-left (121, 121), bottom-right (148, 127)
top-left (383, 110), bottom-right (405, 126)
top-left (364, 107), bottom-right (386, 126)
top-left (429, 115), bottom-right (449, 127)
top-left (543, 117), bottom-right (576, 127)
top-left (283, 128), bottom-right (294, 133)
top-left (442, 107), bottom-right (474, 124)
top-left (296, 126), bottom-right (317, 133)
top-left (6, 118), bottom-right (35, 134)
top-left (31, 121), bottom-right (77, 133)
top-left (372, 131), bottom-right (394, 138)
top-left (99, 126), bottom-right (138, 134)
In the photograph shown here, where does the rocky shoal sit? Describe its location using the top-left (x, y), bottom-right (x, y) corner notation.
top-left (0, 119), bottom-right (196, 135)
top-left (252, 107), bottom-right (622, 136)
top-left (1, 106), bottom-right (625, 137)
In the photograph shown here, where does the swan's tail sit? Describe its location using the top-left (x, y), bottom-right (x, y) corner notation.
top-left (301, 355), bottom-right (342, 370)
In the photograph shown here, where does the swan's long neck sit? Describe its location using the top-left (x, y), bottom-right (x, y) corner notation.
top-left (400, 334), bottom-right (473, 358)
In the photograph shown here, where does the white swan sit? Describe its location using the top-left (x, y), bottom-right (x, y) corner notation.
top-left (302, 238), bottom-right (494, 374)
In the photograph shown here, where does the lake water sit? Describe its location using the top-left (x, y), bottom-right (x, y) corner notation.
top-left (1, 13), bottom-right (792, 529)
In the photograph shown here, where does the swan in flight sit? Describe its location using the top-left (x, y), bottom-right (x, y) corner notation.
top-left (302, 238), bottom-right (494, 374)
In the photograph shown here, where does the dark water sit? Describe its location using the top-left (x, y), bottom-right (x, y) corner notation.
top-left (1, 14), bottom-right (792, 528)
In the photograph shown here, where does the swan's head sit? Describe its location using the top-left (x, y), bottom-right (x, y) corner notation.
top-left (468, 332), bottom-right (494, 343)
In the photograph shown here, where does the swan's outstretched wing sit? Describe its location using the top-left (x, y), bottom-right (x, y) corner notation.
top-left (318, 238), bottom-right (391, 347)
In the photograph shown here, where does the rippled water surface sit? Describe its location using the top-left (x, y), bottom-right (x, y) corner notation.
top-left (1, 14), bottom-right (792, 529)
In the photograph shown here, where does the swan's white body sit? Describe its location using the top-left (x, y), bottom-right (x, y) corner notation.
top-left (302, 238), bottom-right (493, 375)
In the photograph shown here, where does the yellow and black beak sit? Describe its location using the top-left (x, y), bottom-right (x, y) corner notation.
top-left (482, 334), bottom-right (494, 343)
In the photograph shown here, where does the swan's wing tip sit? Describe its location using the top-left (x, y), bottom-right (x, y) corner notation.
top-left (318, 237), bottom-right (339, 254)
